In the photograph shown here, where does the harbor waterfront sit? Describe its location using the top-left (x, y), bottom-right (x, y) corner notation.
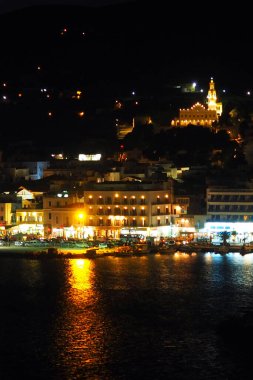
top-left (1, 251), bottom-right (253, 379)
top-left (0, 241), bottom-right (253, 258)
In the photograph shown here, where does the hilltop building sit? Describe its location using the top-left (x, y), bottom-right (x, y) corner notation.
top-left (171, 78), bottom-right (222, 127)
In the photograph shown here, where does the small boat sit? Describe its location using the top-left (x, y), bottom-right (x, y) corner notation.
top-left (131, 243), bottom-right (152, 255)
top-left (114, 246), bottom-right (133, 257)
top-left (84, 248), bottom-right (97, 258)
top-left (158, 246), bottom-right (176, 254)
top-left (240, 244), bottom-right (253, 255)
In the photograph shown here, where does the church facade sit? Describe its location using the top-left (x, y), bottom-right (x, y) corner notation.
top-left (171, 78), bottom-right (222, 127)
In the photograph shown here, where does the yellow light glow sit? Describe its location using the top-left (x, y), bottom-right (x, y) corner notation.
top-left (69, 259), bottom-right (94, 292)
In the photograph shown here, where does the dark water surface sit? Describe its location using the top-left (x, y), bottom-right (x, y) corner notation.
top-left (1, 252), bottom-right (253, 379)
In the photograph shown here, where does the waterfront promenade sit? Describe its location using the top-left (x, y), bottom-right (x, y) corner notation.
top-left (0, 241), bottom-right (252, 258)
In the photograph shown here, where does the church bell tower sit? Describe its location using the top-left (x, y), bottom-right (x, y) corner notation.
top-left (207, 77), bottom-right (222, 117)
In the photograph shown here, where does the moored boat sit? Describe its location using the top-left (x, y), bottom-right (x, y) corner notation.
top-left (240, 244), bottom-right (253, 255)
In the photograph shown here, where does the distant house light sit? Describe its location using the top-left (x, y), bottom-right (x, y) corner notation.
top-left (57, 191), bottom-right (69, 198)
top-left (78, 154), bottom-right (101, 161)
top-left (51, 153), bottom-right (64, 159)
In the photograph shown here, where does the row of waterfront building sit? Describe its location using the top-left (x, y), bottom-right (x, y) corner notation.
top-left (1, 178), bottom-right (253, 245)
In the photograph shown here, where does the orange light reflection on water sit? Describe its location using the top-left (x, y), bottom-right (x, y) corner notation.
top-left (69, 259), bottom-right (94, 292)
top-left (52, 259), bottom-right (111, 375)
top-left (173, 251), bottom-right (191, 259)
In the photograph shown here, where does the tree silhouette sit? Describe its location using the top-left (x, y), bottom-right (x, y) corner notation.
top-left (219, 231), bottom-right (230, 245)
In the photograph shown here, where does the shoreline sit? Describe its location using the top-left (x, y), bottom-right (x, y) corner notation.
top-left (0, 244), bottom-right (252, 259)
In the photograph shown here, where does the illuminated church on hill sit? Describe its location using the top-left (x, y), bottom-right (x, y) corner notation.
top-left (171, 78), bottom-right (222, 127)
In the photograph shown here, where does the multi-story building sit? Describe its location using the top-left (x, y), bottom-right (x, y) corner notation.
top-left (42, 190), bottom-right (89, 239)
top-left (207, 187), bottom-right (253, 223)
top-left (203, 185), bottom-right (253, 243)
top-left (11, 186), bottom-right (46, 237)
top-left (81, 180), bottom-right (178, 240)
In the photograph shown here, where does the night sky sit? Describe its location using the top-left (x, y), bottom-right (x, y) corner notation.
top-left (0, 0), bottom-right (252, 90)
top-left (0, 0), bottom-right (130, 13)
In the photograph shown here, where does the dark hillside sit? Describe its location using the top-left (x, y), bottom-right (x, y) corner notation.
top-left (0, 1), bottom-right (252, 156)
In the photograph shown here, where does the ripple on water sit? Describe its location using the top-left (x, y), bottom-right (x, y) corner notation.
top-left (0, 255), bottom-right (253, 379)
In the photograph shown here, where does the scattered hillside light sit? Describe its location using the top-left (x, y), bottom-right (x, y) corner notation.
top-left (115, 100), bottom-right (122, 109)
top-left (61, 28), bottom-right (68, 35)
top-left (51, 153), bottom-right (64, 159)
top-left (76, 90), bottom-right (82, 99)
